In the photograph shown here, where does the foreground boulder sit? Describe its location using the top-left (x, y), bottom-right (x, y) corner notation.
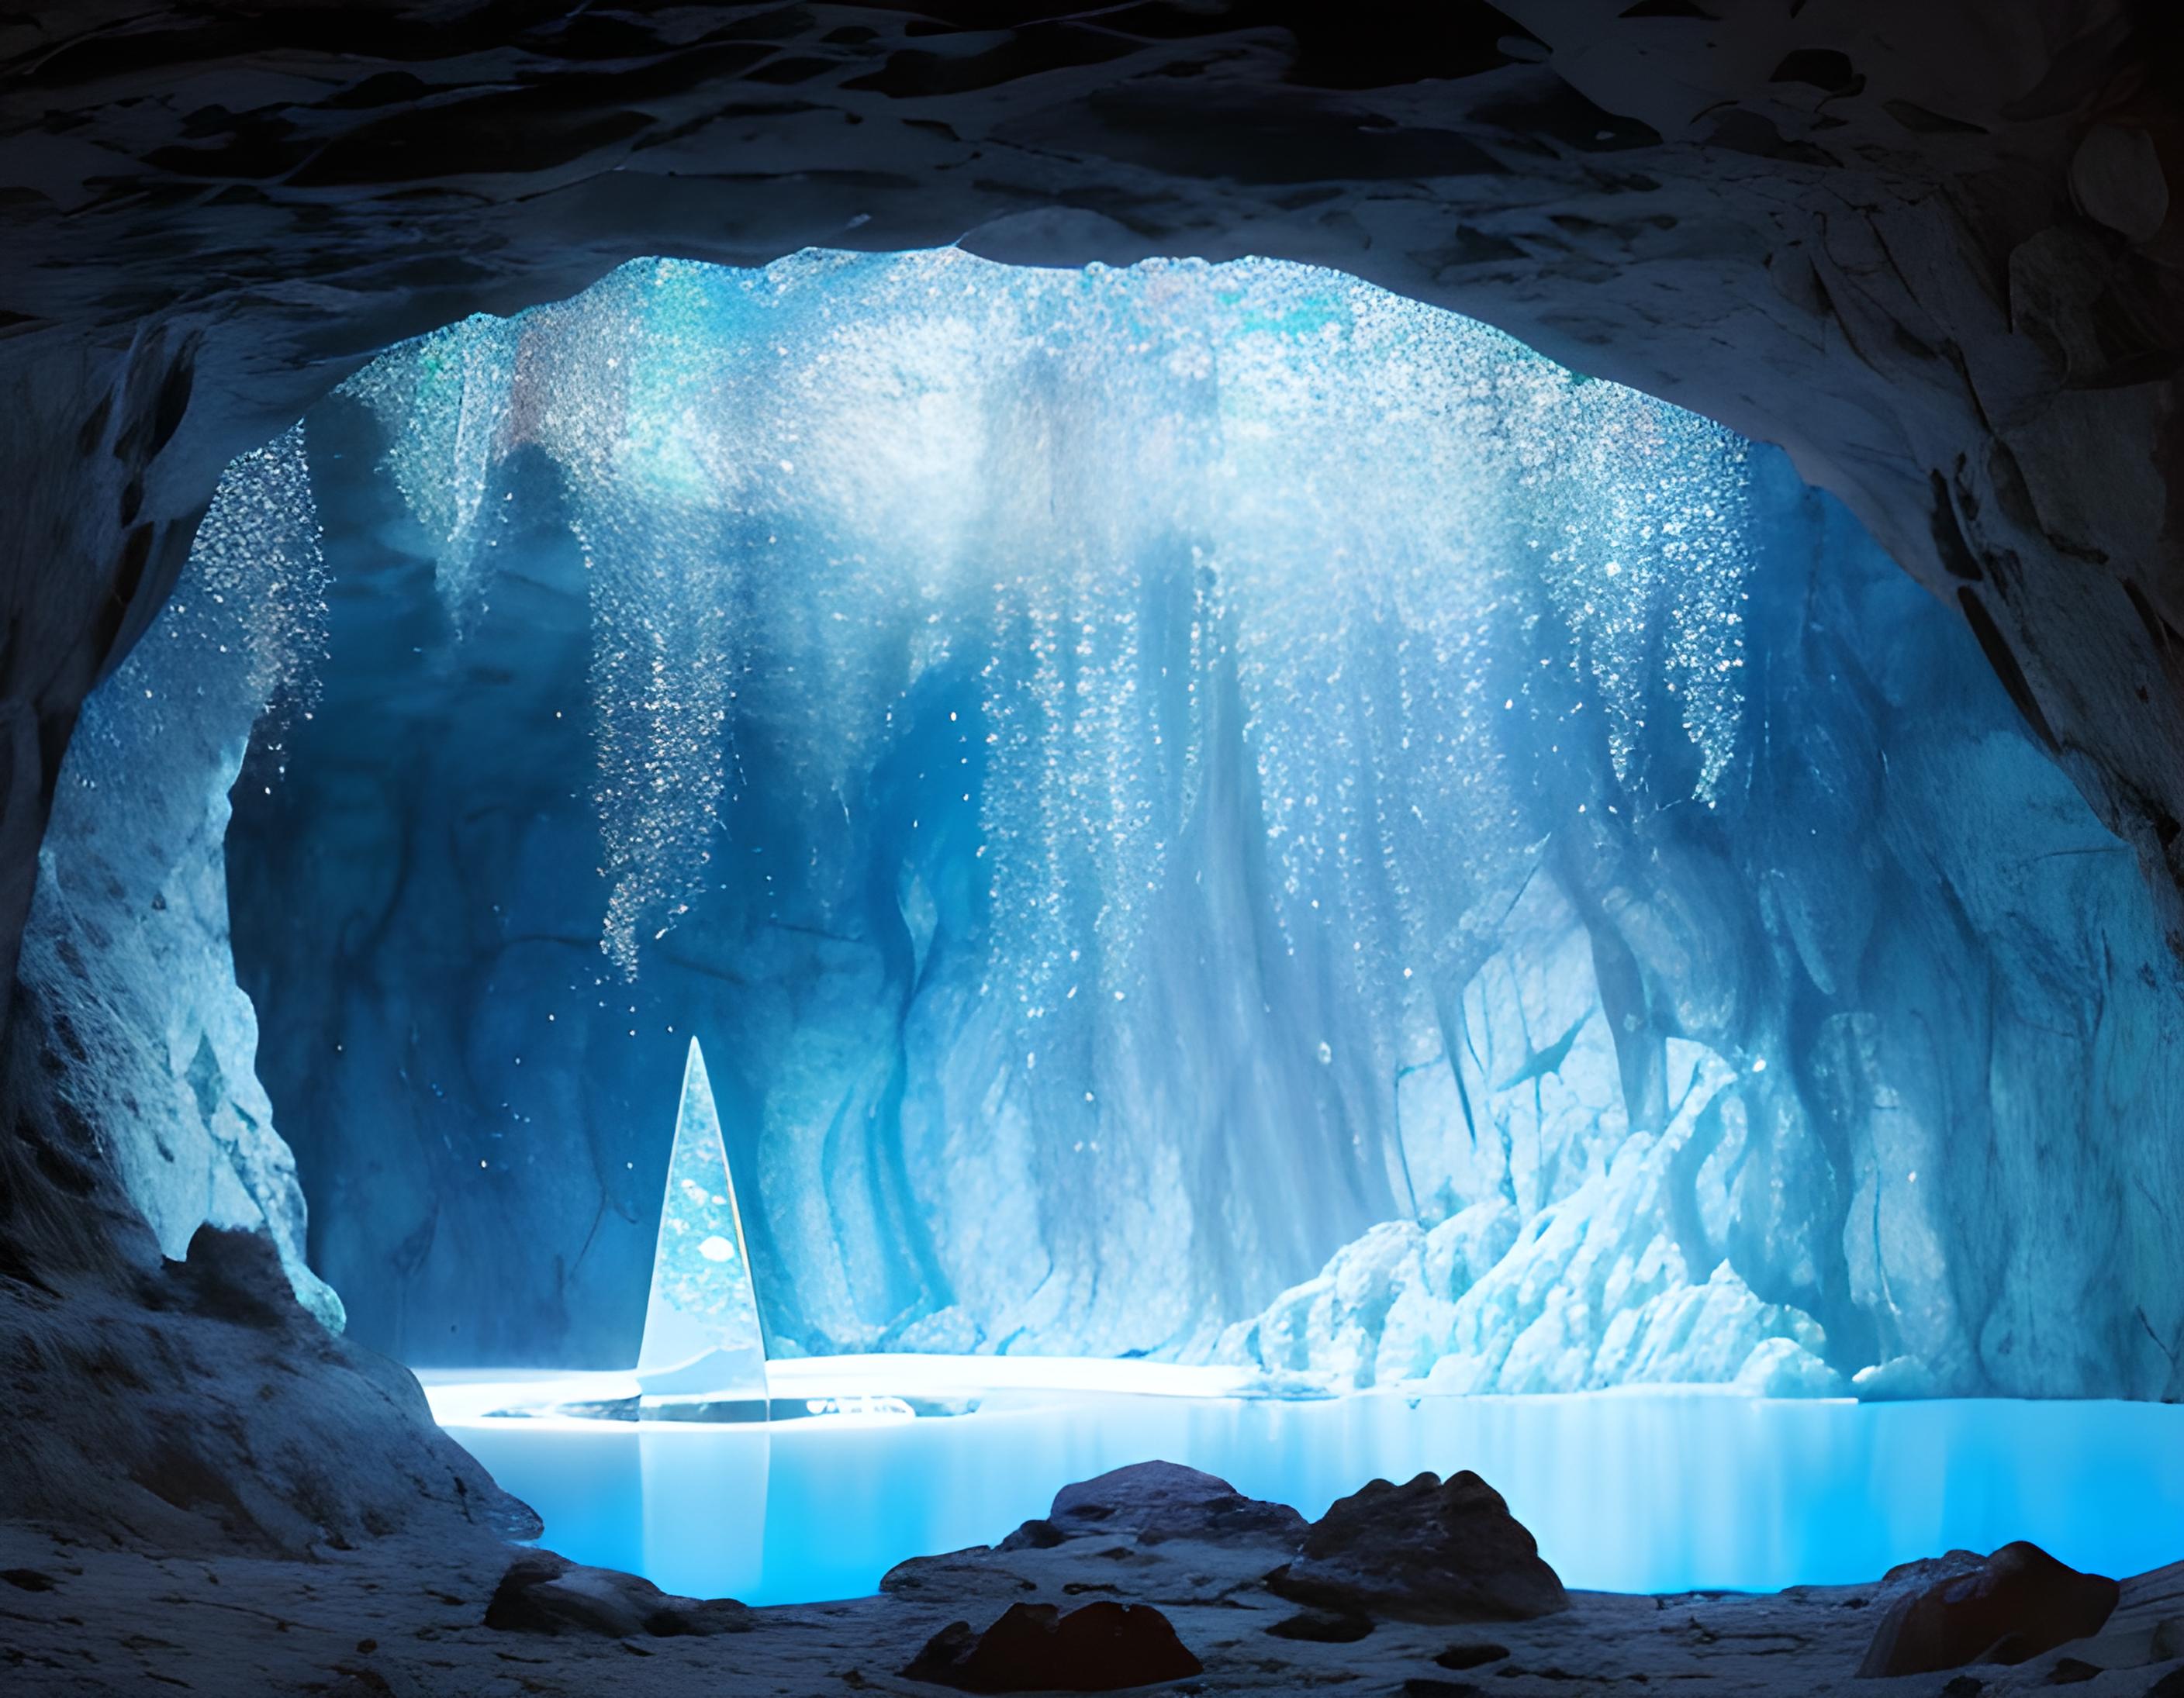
top-left (1856, 1542), bottom-right (2120, 1676)
top-left (904, 1600), bottom-right (1203, 1693)
top-left (1267, 1470), bottom-right (1567, 1624)
top-left (484, 1551), bottom-right (752, 1639)
top-left (1002, 1460), bottom-right (1307, 1551)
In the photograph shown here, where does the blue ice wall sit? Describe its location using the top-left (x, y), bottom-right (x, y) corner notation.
top-left (20, 427), bottom-right (341, 1327)
top-left (200, 252), bottom-right (2184, 1393)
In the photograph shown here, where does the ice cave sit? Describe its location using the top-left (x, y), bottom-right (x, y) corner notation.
top-left (6, 8), bottom-right (2184, 1696)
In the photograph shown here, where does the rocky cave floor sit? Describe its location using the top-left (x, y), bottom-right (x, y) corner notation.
top-left (4, 1462), bottom-right (2182, 1698)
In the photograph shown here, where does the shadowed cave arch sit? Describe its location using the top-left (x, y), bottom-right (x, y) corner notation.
top-left (3, 0), bottom-right (2182, 1568)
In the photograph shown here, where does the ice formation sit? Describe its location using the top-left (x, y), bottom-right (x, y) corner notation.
top-left (637, 1039), bottom-right (767, 1401)
top-left (21, 426), bottom-right (340, 1324)
top-left (334, 252), bottom-right (1754, 987)
top-left (293, 250), bottom-right (1785, 1366)
top-left (57, 246), bottom-right (2162, 1399)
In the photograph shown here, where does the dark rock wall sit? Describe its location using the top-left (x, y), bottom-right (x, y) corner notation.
top-left (0, 963), bottom-right (533, 1548)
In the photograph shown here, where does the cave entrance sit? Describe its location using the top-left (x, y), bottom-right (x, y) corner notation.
top-left (203, 250), bottom-right (2184, 1399)
top-left (36, 250), bottom-right (2184, 1606)
top-left (225, 250), bottom-right (1789, 1379)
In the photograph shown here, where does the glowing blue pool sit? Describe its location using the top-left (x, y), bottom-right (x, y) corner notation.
top-left (427, 1368), bottom-right (2184, 1607)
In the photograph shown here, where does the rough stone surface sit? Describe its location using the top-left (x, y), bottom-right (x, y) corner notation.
top-left (1267, 1606), bottom-right (1377, 1643)
top-left (1045, 1462), bottom-right (1308, 1550)
top-left (903, 1600), bottom-right (1204, 1693)
top-left (1857, 1542), bottom-right (2123, 1676)
top-left (1436, 1641), bottom-right (1512, 1670)
top-left (1268, 1471), bottom-right (1571, 1626)
top-left (893, 1462), bottom-right (1308, 1609)
top-left (483, 1549), bottom-right (752, 1640)
top-left (0, 1210), bottom-right (531, 1558)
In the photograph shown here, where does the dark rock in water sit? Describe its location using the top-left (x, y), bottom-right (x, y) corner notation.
top-left (2047, 1659), bottom-right (2101, 1685)
top-left (904, 1600), bottom-right (1203, 1693)
top-left (1939, 1678), bottom-right (1985, 1697)
top-left (2146, 1669), bottom-right (2184, 1698)
top-left (1404, 1681), bottom-right (1487, 1697)
top-left (1038, 1461), bottom-right (1307, 1550)
top-left (1266, 1471), bottom-right (1567, 1624)
top-left (1, 1568), bottom-right (57, 1592)
top-left (1265, 1607), bottom-right (1374, 1642)
top-left (484, 1550), bottom-right (752, 1639)
top-left (1856, 1542), bottom-right (2119, 1676)
top-left (1436, 1641), bottom-right (1512, 1669)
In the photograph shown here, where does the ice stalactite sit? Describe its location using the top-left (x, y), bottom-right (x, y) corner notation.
top-left (337, 316), bottom-right (519, 624)
top-left (337, 251), bottom-right (1754, 1009)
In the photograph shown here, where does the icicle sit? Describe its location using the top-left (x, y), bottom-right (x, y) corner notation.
top-left (334, 250), bottom-right (1757, 991)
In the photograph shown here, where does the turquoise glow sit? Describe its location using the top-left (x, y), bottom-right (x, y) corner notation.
top-left (438, 1389), bottom-right (2184, 1607)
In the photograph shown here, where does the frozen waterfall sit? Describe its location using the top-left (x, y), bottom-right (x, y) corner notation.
top-left (336, 250), bottom-right (1755, 988)
top-left (313, 249), bottom-right (1779, 1368)
top-left (45, 247), bottom-right (2172, 1399)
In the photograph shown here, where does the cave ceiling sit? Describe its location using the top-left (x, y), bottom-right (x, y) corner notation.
top-left (0, 0), bottom-right (2179, 978)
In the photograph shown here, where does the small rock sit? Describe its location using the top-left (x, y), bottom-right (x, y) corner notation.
top-left (1404, 1681), bottom-right (1485, 1697)
top-left (2047, 1659), bottom-right (2100, 1685)
top-left (1855, 1542), bottom-right (2119, 1677)
top-left (879, 1546), bottom-right (1017, 1597)
top-left (1044, 1461), bottom-right (1307, 1550)
top-left (1265, 1607), bottom-right (1374, 1642)
top-left (1939, 1678), bottom-right (1985, 1697)
top-left (1267, 1471), bottom-right (1567, 1624)
top-left (1436, 1642), bottom-right (1512, 1670)
top-left (484, 1550), bottom-right (752, 1639)
top-left (903, 1600), bottom-right (1202, 1693)
top-left (1, 1568), bottom-right (57, 1592)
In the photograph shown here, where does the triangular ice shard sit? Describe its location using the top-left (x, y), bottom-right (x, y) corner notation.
top-left (635, 1039), bottom-right (768, 1409)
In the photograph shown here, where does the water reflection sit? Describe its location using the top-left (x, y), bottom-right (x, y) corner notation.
top-left (440, 1391), bottom-right (2184, 1607)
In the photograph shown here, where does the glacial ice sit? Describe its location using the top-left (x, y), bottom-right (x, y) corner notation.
top-left (1218, 1040), bottom-right (1843, 1396)
top-left (40, 249), bottom-right (2182, 1397)
top-left (20, 426), bottom-right (340, 1326)
top-left (332, 250), bottom-right (1756, 987)
top-left (636, 1039), bottom-right (767, 1401)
